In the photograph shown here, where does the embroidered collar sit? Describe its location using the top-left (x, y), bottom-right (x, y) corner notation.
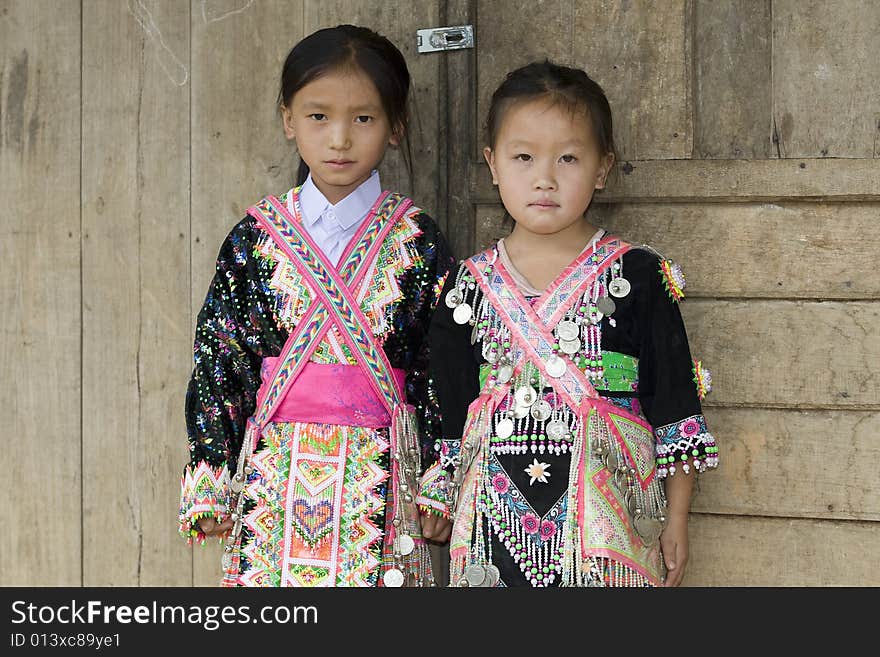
top-left (292, 169), bottom-right (382, 230)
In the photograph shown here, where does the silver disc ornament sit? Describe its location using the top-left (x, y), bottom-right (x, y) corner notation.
top-left (453, 303), bottom-right (473, 325)
top-left (464, 564), bottom-right (487, 586)
top-left (530, 400), bottom-right (552, 422)
top-left (559, 338), bottom-right (581, 355)
top-left (556, 320), bottom-right (579, 342)
top-left (445, 288), bottom-right (463, 309)
top-left (545, 355), bottom-right (567, 378)
top-left (514, 385), bottom-right (538, 407)
top-left (546, 419), bottom-right (569, 441)
top-left (383, 568), bottom-right (405, 587)
top-left (609, 277), bottom-right (631, 298)
top-left (397, 534), bottom-right (415, 556)
top-left (495, 416), bottom-right (514, 439)
top-left (496, 360), bottom-right (514, 384)
top-left (596, 296), bottom-right (616, 316)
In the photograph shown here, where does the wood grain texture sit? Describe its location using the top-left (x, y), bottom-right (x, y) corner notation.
top-left (478, 201), bottom-right (880, 300)
top-left (694, 0), bottom-right (771, 158)
top-left (684, 513), bottom-right (880, 586)
top-left (773, 0), bottom-right (880, 158)
top-left (190, 0), bottom-right (304, 587)
top-left (470, 158), bottom-right (880, 203)
top-left (81, 0), bottom-right (191, 586)
top-left (682, 300), bottom-right (880, 410)
top-left (694, 408), bottom-right (880, 522)
top-left (0, 0), bottom-right (82, 586)
top-left (573, 0), bottom-right (692, 160)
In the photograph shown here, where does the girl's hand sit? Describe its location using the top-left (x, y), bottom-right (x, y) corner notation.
top-left (420, 511), bottom-right (452, 543)
top-left (659, 512), bottom-right (689, 587)
top-left (197, 515), bottom-right (234, 538)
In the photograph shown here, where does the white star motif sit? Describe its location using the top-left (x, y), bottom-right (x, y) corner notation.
top-left (524, 459), bottom-right (551, 485)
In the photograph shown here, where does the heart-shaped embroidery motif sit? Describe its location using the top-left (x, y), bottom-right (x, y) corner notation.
top-left (291, 499), bottom-right (334, 543)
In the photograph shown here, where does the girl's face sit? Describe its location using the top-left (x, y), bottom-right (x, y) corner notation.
top-left (281, 68), bottom-right (399, 204)
top-left (484, 98), bottom-right (613, 238)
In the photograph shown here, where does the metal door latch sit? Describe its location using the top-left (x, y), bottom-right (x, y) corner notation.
top-left (417, 25), bottom-right (474, 53)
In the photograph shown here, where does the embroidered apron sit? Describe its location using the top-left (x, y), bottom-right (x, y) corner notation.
top-left (220, 191), bottom-right (431, 587)
top-left (449, 236), bottom-right (667, 587)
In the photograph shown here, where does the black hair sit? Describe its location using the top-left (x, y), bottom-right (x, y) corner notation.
top-left (278, 24), bottom-right (412, 186)
top-left (486, 60), bottom-right (616, 162)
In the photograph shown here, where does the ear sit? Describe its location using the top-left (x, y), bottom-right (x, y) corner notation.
top-left (595, 152), bottom-right (615, 189)
top-left (483, 146), bottom-right (499, 185)
top-left (389, 120), bottom-right (404, 147)
top-left (280, 104), bottom-right (295, 140)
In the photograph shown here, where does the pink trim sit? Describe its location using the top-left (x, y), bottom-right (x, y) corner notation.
top-left (261, 195), bottom-right (408, 407)
top-left (593, 399), bottom-right (656, 490)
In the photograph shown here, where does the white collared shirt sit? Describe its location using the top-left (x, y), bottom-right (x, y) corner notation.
top-left (286, 170), bottom-right (382, 265)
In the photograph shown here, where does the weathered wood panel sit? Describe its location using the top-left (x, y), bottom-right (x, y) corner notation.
top-left (475, 0), bottom-right (572, 157)
top-left (685, 513), bottom-right (880, 586)
top-left (683, 300), bottom-right (880, 410)
top-left (478, 202), bottom-right (880, 300)
top-left (81, 0), bottom-right (191, 586)
top-left (190, 0), bottom-right (305, 587)
top-left (305, 1), bottom-right (444, 218)
top-left (694, 0), bottom-right (771, 159)
top-left (693, 408), bottom-right (880, 522)
top-left (0, 0), bottom-right (82, 586)
top-left (773, 0), bottom-right (880, 158)
top-left (470, 158), bottom-right (880, 203)
top-left (573, 0), bottom-right (692, 160)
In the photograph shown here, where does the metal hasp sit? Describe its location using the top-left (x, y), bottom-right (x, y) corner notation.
top-left (417, 25), bottom-right (475, 53)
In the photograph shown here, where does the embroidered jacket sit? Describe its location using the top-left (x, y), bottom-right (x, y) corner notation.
top-left (179, 190), bottom-right (454, 580)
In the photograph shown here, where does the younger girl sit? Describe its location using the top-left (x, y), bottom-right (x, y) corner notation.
top-left (178, 25), bottom-right (454, 587)
top-left (431, 61), bottom-right (718, 588)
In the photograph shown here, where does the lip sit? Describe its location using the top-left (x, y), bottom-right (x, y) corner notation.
top-left (528, 200), bottom-right (560, 209)
top-left (325, 159), bottom-right (355, 169)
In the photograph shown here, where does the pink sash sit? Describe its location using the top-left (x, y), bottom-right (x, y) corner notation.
top-left (258, 358), bottom-right (406, 427)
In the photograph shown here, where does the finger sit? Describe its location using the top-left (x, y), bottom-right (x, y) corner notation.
top-left (198, 517), bottom-right (217, 534)
top-left (663, 540), bottom-right (678, 572)
top-left (435, 524), bottom-right (452, 543)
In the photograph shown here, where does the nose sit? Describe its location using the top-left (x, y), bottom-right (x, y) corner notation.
top-left (533, 160), bottom-right (556, 191)
top-left (328, 121), bottom-right (352, 151)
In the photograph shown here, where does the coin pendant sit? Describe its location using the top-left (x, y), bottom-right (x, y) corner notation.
top-left (397, 534), bottom-right (415, 556)
top-left (559, 338), bottom-right (581, 355)
top-left (556, 320), bottom-right (579, 341)
top-left (596, 296), bottom-right (616, 315)
top-left (545, 355), bottom-right (567, 378)
top-left (453, 303), bottom-right (472, 325)
top-left (495, 417), bottom-right (514, 439)
top-left (530, 400), bottom-right (552, 422)
top-left (609, 277), bottom-right (631, 298)
top-left (383, 568), bottom-right (405, 587)
top-left (445, 288), bottom-right (463, 308)
top-left (514, 385), bottom-right (538, 407)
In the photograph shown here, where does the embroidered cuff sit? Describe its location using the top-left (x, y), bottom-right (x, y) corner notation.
top-left (178, 461), bottom-right (231, 544)
top-left (653, 414), bottom-right (718, 478)
top-left (417, 461), bottom-right (451, 519)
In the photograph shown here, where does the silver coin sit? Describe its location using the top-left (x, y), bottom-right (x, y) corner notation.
top-left (484, 564), bottom-right (501, 587)
top-left (559, 337), bottom-right (581, 355)
top-left (514, 385), bottom-right (537, 407)
top-left (589, 309), bottom-right (604, 325)
top-left (397, 534), bottom-right (415, 556)
top-left (545, 355), bottom-right (567, 378)
top-left (596, 296), bottom-right (616, 315)
top-left (383, 568), bottom-right (405, 587)
top-left (513, 404), bottom-right (531, 419)
top-left (603, 450), bottom-right (619, 472)
top-left (556, 320), bottom-right (579, 342)
top-left (482, 341), bottom-right (499, 364)
top-left (530, 400), bottom-right (552, 422)
top-left (453, 303), bottom-right (473, 325)
top-left (230, 474), bottom-right (245, 493)
top-left (496, 361), bottom-right (514, 384)
top-left (546, 420), bottom-right (569, 441)
top-left (495, 417), bottom-right (514, 439)
top-left (609, 277), bottom-right (631, 298)
top-left (445, 288), bottom-right (463, 308)
top-left (464, 564), bottom-right (487, 587)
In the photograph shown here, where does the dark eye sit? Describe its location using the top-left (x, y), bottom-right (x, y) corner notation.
top-left (309, 113), bottom-right (327, 121)
top-left (515, 153), bottom-right (532, 162)
top-left (355, 115), bottom-right (373, 124)
top-left (560, 154), bottom-right (577, 163)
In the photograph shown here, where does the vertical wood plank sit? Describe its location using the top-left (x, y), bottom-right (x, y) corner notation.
top-left (0, 0), bottom-right (82, 586)
top-left (694, 0), bottom-right (771, 158)
top-left (81, 0), bottom-right (191, 585)
top-left (773, 0), bottom-right (880, 158)
top-left (573, 0), bottom-right (692, 160)
top-left (191, 0), bottom-right (303, 586)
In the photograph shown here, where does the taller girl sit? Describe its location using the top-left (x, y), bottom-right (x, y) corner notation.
top-left (432, 61), bottom-right (718, 588)
top-left (179, 25), bottom-right (454, 587)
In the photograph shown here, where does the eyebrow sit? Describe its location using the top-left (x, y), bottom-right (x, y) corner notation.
top-left (506, 139), bottom-right (587, 148)
top-left (299, 101), bottom-right (381, 113)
